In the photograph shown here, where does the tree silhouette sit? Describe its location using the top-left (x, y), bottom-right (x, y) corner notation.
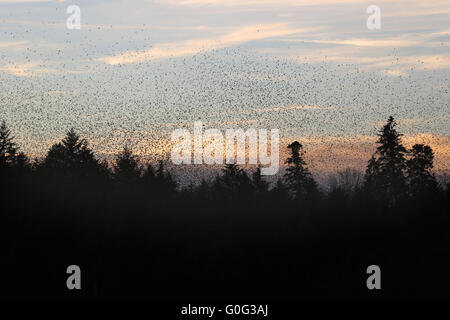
top-left (113, 146), bottom-right (141, 182)
top-left (1, 121), bottom-right (450, 300)
top-left (252, 165), bottom-right (269, 194)
top-left (284, 141), bottom-right (318, 202)
top-left (270, 178), bottom-right (291, 203)
top-left (364, 117), bottom-right (407, 203)
top-left (215, 163), bottom-right (253, 199)
top-left (154, 160), bottom-right (177, 194)
top-left (407, 144), bottom-right (437, 195)
top-left (0, 121), bottom-right (29, 176)
top-left (364, 155), bottom-right (380, 191)
top-left (42, 128), bottom-right (100, 177)
top-left (219, 164), bottom-right (243, 190)
top-left (0, 121), bottom-right (17, 169)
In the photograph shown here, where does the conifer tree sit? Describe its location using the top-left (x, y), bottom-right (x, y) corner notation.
top-left (43, 128), bottom-right (100, 176)
top-left (406, 144), bottom-right (437, 195)
top-left (284, 141), bottom-right (318, 202)
top-left (113, 146), bottom-right (141, 181)
top-left (252, 165), bottom-right (269, 194)
top-left (364, 117), bottom-right (407, 202)
top-left (0, 121), bottom-right (29, 174)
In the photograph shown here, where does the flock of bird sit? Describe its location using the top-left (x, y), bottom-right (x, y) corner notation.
top-left (0, 5), bottom-right (449, 182)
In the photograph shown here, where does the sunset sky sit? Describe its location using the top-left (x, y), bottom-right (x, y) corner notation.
top-left (1, 0), bottom-right (449, 174)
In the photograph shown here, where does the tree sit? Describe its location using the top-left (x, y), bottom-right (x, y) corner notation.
top-left (364, 156), bottom-right (380, 188)
top-left (270, 178), bottom-right (291, 203)
top-left (406, 144), bottom-right (437, 195)
top-left (42, 128), bottom-right (100, 177)
top-left (113, 146), bottom-right (141, 182)
top-left (211, 163), bottom-right (254, 203)
top-left (364, 117), bottom-right (407, 202)
top-left (154, 160), bottom-right (177, 194)
top-left (0, 120), bottom-right (29, 174)
top-left (284, 141), bottom-right (318, 202)
top-left (252, 165), bottom-right (269, 194)
top-left (219, 164), bottom-right (251, 192)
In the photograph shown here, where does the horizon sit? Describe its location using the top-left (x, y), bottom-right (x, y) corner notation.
top-left (1, 0), bottom-right (449, 174)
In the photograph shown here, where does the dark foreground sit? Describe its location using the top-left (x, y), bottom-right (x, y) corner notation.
top-left (2, 174), bottom-right (449, 299)
top-left (1, 118), bottom-right (450, 299)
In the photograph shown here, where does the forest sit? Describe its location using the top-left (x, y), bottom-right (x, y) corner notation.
top-left (1, 116), bottom-right (449, 299)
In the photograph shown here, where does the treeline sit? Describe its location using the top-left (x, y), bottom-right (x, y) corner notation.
top-left (1, 117), bottom-right (449, 299)
top-left (1, 116), bottom-right (447, 203)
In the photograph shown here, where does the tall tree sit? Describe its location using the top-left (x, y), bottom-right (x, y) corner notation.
top-left (43, 128), bottom-right (100, 177)
top-left (364, 117), bottom-right (407, 202)
top-left (284, 141), bottom-right (318, 202)
top-left (0, 120), bottom-right (29, 174)
top-left (406, 144), bottom-right (437, 195)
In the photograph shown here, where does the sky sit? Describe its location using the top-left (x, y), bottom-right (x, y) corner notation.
top-left (0, 0), bottom-right (449, 174)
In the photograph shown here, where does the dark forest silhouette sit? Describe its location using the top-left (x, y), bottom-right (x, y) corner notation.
top-left (1, 117), bottom-right (449, 299)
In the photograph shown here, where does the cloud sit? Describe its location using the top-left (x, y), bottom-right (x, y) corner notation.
top-left (371, 54), bottom-right (450, 71)
top-left (0, 62), bottom-right (57, 77)
top-left (288, 45), bottom-right (450, 71)
top-left (381, 69), bottom-right (407, 77)
top-left (0, 41), bottom-right (27, 48)
top-left (98, 23), bottom-right (315, 65)
top-left (299, 38), bottom-right (421, 48)
top-left (432, 29), bottom-right (450, 36)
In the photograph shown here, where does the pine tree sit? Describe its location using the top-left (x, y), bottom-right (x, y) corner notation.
top-left (406, 144), bottom-right (437, 195)
top-left (220, 164), bottom-right (243, 188)
top-left (284, 141), bottom-right (318, 202)
top-left (364, 117), bottom-right (407, 202)
top-left (154, 160), bottom-right (177, 194)
top-left (43, 128), bottom-right (100, 176)
top-left (0, 121), bottom-right (28, 174)
top-left (0, 121), bottom-right (17, 168)
top-left (364, 155), bottom-right (380, 192)
top-left (269, 178), bottom-right (291, 204)
top-left (220, 163), bottom-right (250, 192)
top-left (113, 146), bottom-right (141, 181)
top-left (212, 163), bottom-right (253, 202)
